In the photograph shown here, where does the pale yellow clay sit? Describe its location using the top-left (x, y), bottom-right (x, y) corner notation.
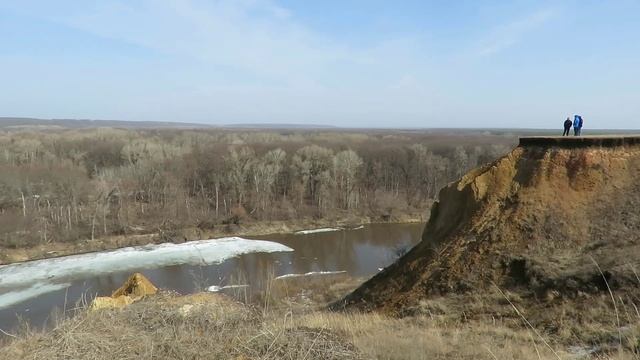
top-left (90, 273), bottom-right (158, 310)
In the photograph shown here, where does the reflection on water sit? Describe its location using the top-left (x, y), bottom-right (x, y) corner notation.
top-left (0, 223), bottom-right (424, 333)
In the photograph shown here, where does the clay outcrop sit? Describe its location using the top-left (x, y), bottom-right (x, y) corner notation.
top-left (337, 136), bottom-right (640, 312)
top-left (91, 273), bottom-right (158, 310)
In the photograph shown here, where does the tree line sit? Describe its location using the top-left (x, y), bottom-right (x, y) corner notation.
top-left (0, 128), bottom-right (514, 247)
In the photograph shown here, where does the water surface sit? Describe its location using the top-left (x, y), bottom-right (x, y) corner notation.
top-left (0, 223), bottom-right (423, 333)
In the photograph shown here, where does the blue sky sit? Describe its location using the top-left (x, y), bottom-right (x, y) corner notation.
top-left (1, 0), bottom-right (639, 128)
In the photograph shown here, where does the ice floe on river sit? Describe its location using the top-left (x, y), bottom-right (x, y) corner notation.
top-left (274, 271), bottom-right (347, 280)
top-left (0, 237), bottom-right (293, 309)
top-left (0, 282), bottom-right (72, 310)
top-left (294, 228), bottom-right (342, 235)
top-left (206, 284), bottom-right (250, 293)
top-left (294, 225), bottom-right (366, 235)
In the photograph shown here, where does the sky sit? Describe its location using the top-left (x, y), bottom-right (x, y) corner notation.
top-left (0, 0), bottom-right (639, 128)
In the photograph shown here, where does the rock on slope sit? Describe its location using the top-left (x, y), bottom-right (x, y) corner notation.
top-left (338, 137), bottom-right (640, 313)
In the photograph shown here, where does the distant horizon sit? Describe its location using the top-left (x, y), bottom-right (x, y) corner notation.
top-left (2, 116), bottom-right (639, 131)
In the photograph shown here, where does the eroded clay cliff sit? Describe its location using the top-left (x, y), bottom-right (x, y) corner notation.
top-left (338, 137), bottom-right (640, 313)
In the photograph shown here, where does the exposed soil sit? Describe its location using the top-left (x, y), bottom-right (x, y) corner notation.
top-left (337, 139), bottom-right (640, 316)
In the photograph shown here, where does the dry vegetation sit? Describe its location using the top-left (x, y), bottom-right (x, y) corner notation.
top-left (2, 292), bottom-right (360, 360)
top-left (0, 127), bottom-right (513, 261)
top-left (3, 275), bottom-right (639, 359)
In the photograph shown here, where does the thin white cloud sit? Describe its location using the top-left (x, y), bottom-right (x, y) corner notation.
top-left (26, 0), bottom-right (437, 124)
top-left (41, 0), bottom-right (352, 85)
top-left (476, 8), bottom-right (558, 56)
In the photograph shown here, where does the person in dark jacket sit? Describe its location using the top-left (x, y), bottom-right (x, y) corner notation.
top-left (563, 117), bottom-right (572, 136)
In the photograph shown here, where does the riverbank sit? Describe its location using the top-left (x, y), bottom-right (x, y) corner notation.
top-left (2, 273), bottom-right (630, 359)
top-left (0, 212), bottom-right (426, 265)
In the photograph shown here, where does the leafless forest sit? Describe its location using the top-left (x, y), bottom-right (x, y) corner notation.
top-left (0, 127), bottom-right (515, 248)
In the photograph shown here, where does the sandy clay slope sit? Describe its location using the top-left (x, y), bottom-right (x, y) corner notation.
top-left (337, 137), bottom-right (640, 313)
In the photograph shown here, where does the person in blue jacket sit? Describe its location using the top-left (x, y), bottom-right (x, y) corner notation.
top-left (573, 115), bottom-right (583, 136)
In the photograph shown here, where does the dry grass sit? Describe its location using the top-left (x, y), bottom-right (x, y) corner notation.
top-left (297, 311), bottom-right (554, 359)
top-left (4, 293), bottom-right (624, 360)
top-left (4, 275), bottom-right (640, 359)
top-left (2, 292), bottom-right (360, 360)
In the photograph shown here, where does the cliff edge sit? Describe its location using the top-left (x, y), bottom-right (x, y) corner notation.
top-left (337, 136), bottom-right (640, 313)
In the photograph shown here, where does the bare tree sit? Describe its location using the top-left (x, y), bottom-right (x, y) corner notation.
top-left (453, 146), bottom-right (469, 178)
top-left (252, 148), bottom-right (286, 215)
top-left (292, 145), bottom-right (334, 210)
top-left (333, 150), bottom-right (363, 209)
top-left (225, 146), bottom-right (255, 207)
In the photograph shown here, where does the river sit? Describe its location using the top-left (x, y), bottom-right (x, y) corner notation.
top-left (0, 223), bottom-right (424, 334)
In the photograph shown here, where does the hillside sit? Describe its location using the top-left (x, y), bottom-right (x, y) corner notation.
top-left (338, 136), bottom-right (640, 313)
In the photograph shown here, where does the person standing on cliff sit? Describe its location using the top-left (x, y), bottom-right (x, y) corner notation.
top-left (573, 115), bottom-right (583, 136)
top-left (563, 117), bottom-right (572, 136)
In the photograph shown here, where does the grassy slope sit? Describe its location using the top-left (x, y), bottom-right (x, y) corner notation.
top-left (2, 275), bottom-right (638, 359)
